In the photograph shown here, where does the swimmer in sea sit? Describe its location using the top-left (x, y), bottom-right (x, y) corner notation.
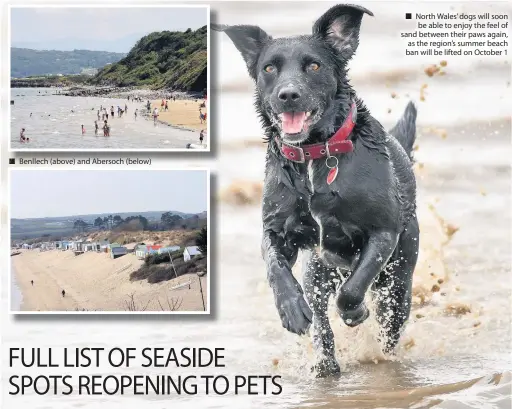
top-left (153, 107), bottom-right (159, 125)
top-left (20, 128), bottom-right (26, 142)
top-left (94, 120), bottom-right (99, 136)
top-left (30, 113), bottom-right (32, 118)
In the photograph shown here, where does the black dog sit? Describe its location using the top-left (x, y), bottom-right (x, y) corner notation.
top-left (214, 4), bottom-right (419, 377)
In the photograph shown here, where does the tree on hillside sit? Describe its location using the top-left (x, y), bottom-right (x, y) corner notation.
top-left (161, 212), bottom-right (183, 229)
top-left (196, 227), bottom-right (207, 255)
top-left (94, 217), bottom-right (104, 228)
top-left (113, 215), bottom-right (124, 226)
top-left (73, 219), bottom-right (88, 233)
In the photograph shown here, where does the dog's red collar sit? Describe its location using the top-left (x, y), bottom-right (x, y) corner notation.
top-left (276, 102), bottom-right (357, 163)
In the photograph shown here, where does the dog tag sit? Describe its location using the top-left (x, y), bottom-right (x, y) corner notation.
top-left (325, 155), bottom-right (339, 185)
top-left (326, 166), bottom-right (338, 185)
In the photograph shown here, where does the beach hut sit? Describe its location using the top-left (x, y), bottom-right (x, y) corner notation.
top-left (135, 245), bottom-right (162, 259)
top-left (84, 243), bottom-right (95, 252)
top-left (135, 244), bottom-right (147, 259)
top-left (158, 246), bottom-right (180, 255)
top-left (146, 245), bottom-right (162, 255)
top-left (110, 246), bottom-right (128, 259)
top-left (108, 243), bottom-right (121, 255)
top-left (183, 246), bottom-right (201, 262)
top-left (99, 240), bottom-right (110, 253)
top-left (72, 241), bottom-right (84, 251)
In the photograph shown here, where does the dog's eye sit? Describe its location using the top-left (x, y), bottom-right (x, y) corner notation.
top-left (310, 62), bottom-right (320, 71)
top-left (264, 64), bottom-right (275, 73)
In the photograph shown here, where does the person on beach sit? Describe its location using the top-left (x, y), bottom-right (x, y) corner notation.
top-left (199, 130), bottom-right (205, 145)
top-left (62, 289), bottom-right (66, 297)
top-left (153, 107), bottom-right (159, 125)
top-left (30, 113), bottom-right (32, 117)
top-left (165, 100), bottom-right (168, 111)
top-left (161, 99), bottom-right (165, 111)
top-left (125, 103), bottom-right (128, 114)
top-left (147, 101), bottom-right (151, 113)
top-left (81, 125), bottom-right (86, 135)
top-left (199, 110), bottom-right (205, 124)
top-left (31, 280), bottom-right (34, 286)
top-left (111, 106), bottom-right (114, 118)
top-left (94, 120), bottom-right (99, 136)
top-left (134, 109), bottom-right (138, 120)
top-left (20, 128), bottom-right (26, 142)
top-left (103, 120), bottom-right (110, 137)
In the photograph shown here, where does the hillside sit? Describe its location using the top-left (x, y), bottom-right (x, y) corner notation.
top-left (11, 48), bottom-right (126, 78)
top-left (91, 26), bottom-right (207, 91)
top-left (11, 210), bottom-right (206, 241)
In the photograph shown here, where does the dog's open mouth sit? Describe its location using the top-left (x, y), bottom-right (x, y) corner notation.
top-left (277, 110), bottom-right (317, 135)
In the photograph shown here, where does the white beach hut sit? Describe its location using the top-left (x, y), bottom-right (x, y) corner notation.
top-left (183, 246), bottom-right (201, 262)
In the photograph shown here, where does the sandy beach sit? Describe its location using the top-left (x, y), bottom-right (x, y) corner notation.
top-left (12, 247), bottom-right (207, 312)
top-left (150, 98), bottom-right (207, 131)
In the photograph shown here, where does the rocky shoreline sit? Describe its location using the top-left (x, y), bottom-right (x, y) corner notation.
top-left (11, 83), bottom-right (204, 100)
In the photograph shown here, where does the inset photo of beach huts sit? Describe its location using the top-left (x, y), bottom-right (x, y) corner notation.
top-left (9, 5), bottom-right (209, 151)
top-left (9, 169), bottom-right (209, 314)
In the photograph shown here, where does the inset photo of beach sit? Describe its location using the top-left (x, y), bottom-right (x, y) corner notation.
top-left (9, 5), bottom-right (209, 151)
top-left (9, 169), bottom-right (209, 314)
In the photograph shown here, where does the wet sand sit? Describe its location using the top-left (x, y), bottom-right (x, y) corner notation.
top-left (150, 99), bottom-right (207, 131)
top-left (12, 248), bottom-right (207, 312)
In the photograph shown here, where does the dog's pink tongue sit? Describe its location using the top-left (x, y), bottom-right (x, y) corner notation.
top-left (281, 112), bottom-right (306, 134)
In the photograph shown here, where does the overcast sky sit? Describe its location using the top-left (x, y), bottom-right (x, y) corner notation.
top-left (11, 7), bottom-right (208, 52)
top-left (10, 170), bottom-right (208, 218)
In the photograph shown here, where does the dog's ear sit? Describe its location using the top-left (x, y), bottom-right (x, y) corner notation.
top-left (312, 4), bottom-right (373, 59)
top-left (212, 24), bottom-right (271, 77)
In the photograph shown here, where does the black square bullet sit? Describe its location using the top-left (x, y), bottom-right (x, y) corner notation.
top-left (9, 158), bottom-right (15, 165)
top-left (405, 13), bottom-right (412, 20)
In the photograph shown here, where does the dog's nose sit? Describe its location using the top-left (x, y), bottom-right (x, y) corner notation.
top-left (278, 86), bottom-right (301, 102)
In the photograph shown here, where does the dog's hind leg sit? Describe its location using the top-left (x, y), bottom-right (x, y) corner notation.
top-left (303, 249), bottom-right (340, 377)
top-left (373, 216), bottom-right (419, 353)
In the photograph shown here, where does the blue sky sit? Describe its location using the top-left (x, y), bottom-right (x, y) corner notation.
top-left (10, 170), bottom-right (208, 218)
top-left (11, 7), bottom-right (208, 52)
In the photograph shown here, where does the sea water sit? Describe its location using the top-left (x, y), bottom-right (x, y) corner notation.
top-left (10, 88), bottom-right (201, 150)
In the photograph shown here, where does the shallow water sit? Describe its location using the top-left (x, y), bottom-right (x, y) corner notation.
top-left (10, 88), bottom-right (201, 150)
top-left (9, 265), bottom-right (22, 311)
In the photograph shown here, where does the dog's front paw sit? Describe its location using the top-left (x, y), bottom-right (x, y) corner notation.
top-left (274, 284), bottom-right (312, 335)
top-left (338, 302), bottom-right (369, 327)
top-left (313, 357), bottom-right (341, 378)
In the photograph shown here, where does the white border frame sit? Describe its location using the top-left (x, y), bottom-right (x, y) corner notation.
top-left (8, 167), bottom-right (211, 315)
top-left (8, 4), bottom-right (211, 153)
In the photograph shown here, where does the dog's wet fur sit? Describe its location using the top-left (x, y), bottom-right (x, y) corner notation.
top-left (214, 4), bottom-right (419, 377)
